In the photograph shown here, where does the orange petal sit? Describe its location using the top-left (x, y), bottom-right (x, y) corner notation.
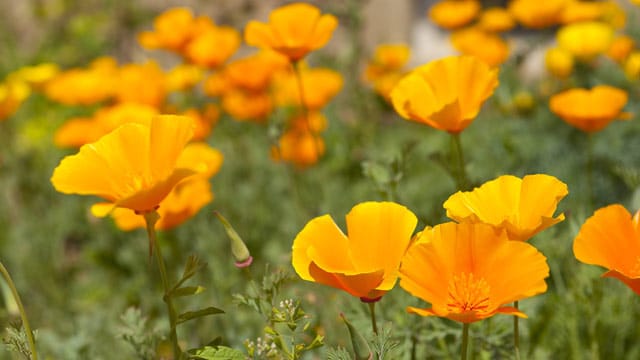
top-left (148, 115), bottom-right (195, 181)
top-left (602, 270), bottom-right (640, 296)
top-left (244, 21), bottom-right (276, 49)
top-left (308, 262), bottom-right (385, 298)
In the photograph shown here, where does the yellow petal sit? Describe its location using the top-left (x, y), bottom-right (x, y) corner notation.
top-left (148, 115), bottom-right (194, 181)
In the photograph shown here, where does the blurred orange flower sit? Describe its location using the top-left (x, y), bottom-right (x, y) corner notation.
top-left (477, 7), bottom-right (516, 33)
top-left (222, 90), bottom-right (272, 122)
top-left (391, 55), bottom-right (499, 133)
top-left (244, 2), bottom-right (338, 62)
top-left (273, 67), bottom-right (343, 110)
top-left (363, 44), bottom-right (411, 100)
top-left (508, 0), bottom-right (567, 29)
top-left (428, 0), bottom-right (480, 30)
top-left (51, 115), bottom-right (196, 215)
top-left (114, 61), bottom-right (167, 107)
top-left (138, 7), bottom-right (196, 52)
top-left (557, 21), bottom-right (614, 61)
top-left (399, 222), bottom-right (549, 323)
top-left (559, 0), bottom-right (604, 24)
top-left (607, 35), bottom-right (634, 64)
top-left (44, 57), bottom-right (117, 105)
top-left (450, 28), bottom-right (510, 67)
top-left (0, 80), bottom-right (30, 120)
top-left (549, 85), bottom-right (629, 132)
top-left (292, 201), bottom-right (418, 302)
top-left (165, 64), bottom-right (203, 92)
top-left (574, 204), bottom-right (640, 295)
top-left (222, 51), bottom-right (289, 92)
top-left (272, 112), bottom-right (328, 167)
top-left (184, 23), bottom-right (241, 68)
top-left (443, 174), bottom-right (568, 241)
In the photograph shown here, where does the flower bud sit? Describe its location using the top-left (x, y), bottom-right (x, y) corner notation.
top-left (214, 211), bottom-right (253, 268)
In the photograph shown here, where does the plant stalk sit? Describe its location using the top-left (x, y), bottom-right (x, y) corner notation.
top-left (461, 323), bottom-right (470, 360)
top-left (450, 133), bottom-right (470, 191)
top-left (0, 262), bottom-right (38, 360)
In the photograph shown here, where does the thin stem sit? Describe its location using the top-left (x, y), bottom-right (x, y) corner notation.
top-left (514, 301), bottom-right (521, 360)
top-left (461, 323), bottom-right (470, 360)
top-left (0, 262), bottom-right (38, 360)
top-left (368, 302), bottom-right (378, 335)
top-left (291, 61), bottom-right (322, 156)
top-left (143, 211), bottom-right (181, 360)
top-left (585, 133), bottom-right (594, 209)
top-left (450, 133), bottom-right (470, 191)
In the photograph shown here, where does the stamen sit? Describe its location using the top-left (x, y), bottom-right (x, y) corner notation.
top-left (446, 273), bottom-right (491, 314)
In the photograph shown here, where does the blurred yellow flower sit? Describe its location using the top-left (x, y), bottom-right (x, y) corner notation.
top-left (222, 51), bottom-right (289, 92)
top-left (114, 61), bottom-right (167, 107)
top-left (573, 204), bottom-right (640, 295)
top-left (545, 47), bottom-right (574, 78)
top-left (428, 0), bottom-right (480, 30)
top-left (625, 51), bottom-right (640, 80)
top-left (443, 174), bottom-right (568, 241)
top-left (508, 0), bottom-right (567, 29)
top-left (272, 129), bottom-right (325, 168)
top-left (244, 2), bottom-right (338, 62)
top-left (0, 80), bottom-right (30, 120)
top-left (549, 85), bottom-right (629, 132)
top-left (560, 0), bottom-right (604, 24)
top-left (477, 7), bottom-right (516, 33)
top-left (364, 44), bottom-right (411, 81)
top-left (181, 106), bottom-right (219, 141)
top-left (51, 115), bottom-right (196, 215)
top-left (165, 64), bottom-right (203, 92)
top-left (557, 21), bottom-right (614, 61)
top-left (450, 28), bottom-right (510, 67)
top-left (292, 201), bottom-right (418, 302)
top-left (391, 55), bottom-right (499, 133)
top-left (222, 90), bottom-right (272, 122)
top-left (44, 57), bottom-right (118, 105)
top-left (399, 222), bottom-right (549, 323)
top-left (9, 63), bottom-right (59, 89)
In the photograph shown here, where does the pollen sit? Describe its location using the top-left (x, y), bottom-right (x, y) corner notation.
top-left (446, 273), bottom-right (491, 313)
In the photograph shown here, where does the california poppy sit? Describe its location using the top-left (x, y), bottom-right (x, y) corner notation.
top-left (450, 28), bottom-right (510, 67)
top-left (244, 2), bottom-right (338, 62)
top-left (399, 222), bottom-right (549, 323)
top-left (51, 115), bottom-right (196, 215)
top-left (508, 0), bottom-right (566, 29)
top-left (428, 0), bottom-right (480, 30)
top-left (391, 55), bottom-right (499, 134)
top-left (574, 204), bottom-right (640, 295)
top-left (292, 201), bottom-right (417, 302)
top-left (444, 174), bottom-right (568, 241)
top-left (557, 21), bottom-right (614, 61)
top-left (549, 85), bottom-right (629, 132)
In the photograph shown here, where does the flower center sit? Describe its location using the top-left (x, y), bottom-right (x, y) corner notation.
top-left (446, 273), bottom-right (491, 314)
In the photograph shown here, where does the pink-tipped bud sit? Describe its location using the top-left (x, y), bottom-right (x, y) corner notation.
top-left (214, 211), bottom-right (252, 268)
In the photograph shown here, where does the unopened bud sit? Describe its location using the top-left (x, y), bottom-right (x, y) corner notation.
top-left (214, 211), bottom-right (253, 268)
top-left (340, 313), bottom-right (373, 360)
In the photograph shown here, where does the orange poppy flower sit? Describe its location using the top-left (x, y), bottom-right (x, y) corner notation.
top-left (607, 35), bottom-right (634, 64)
top-left (292, 201), bottom-right (418, 302)
top-left (272, 128), bottom-right (325, 168)
top-left (114, 61), bottom-right (167, 107)
top-left (443, 174), bottom-right (568, 241)
top-left (559, 0), bottom-right (604, 24)
top-left (549, 85), bottom-right (629, 132)
top-left (399, 222), bottom-right (550, 323)
top-left (574, 204), bottom-right (640, 295)
top-left (428, 0), bottom-right (480, 30)
top-left (364, 44), bottom-right (411, 81)
top-left (0, 80), bottom-right (30, 121)
top-left (165, 64), bottom-right (203, 92)
top-left (183, 24), bottom-right (240, 68)
top-left (450, 28), bottom-right (510, 67)
top-left (105, 142), bottom-right (223, 230)
top-left (221, 90), bottom-right (272, 122)
top-left (557, 21), bottom-right (614, 61)
top-left (44, 57), bottom-right (118, 105)
top-left (390, 55), bottom-right (499, 134)
top-left (244, 2), bottom-right (338, 62)
top-left (138, 7), bottom-right (197, 52)
top-left (508, 0), bottom-right (567, 29)
top-left (51, 115), bottom-right (196, 215)
top-left (223, 51), bottom-right (289, 92)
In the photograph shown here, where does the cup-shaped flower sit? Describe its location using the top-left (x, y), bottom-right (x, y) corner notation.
top-left (477, 7), bottom-right (515, 33)
top-left (428, 0), bottom-right (480, 30)
top-left (508, 0), bottom-right (566, 29)
top-left (292, 201), bottom-right (418, 302)
top-left (443, 174), bottom-right (568, 241)
top-left (573, 204), bottom-right (640, 295)
top-left (244, 3), bottom-right (338, 62)
top-left (557, 21), bottom-right (614, 61)
top-left (391, 55), bottom-right (499, 134)
top-left (450, 28), bottom-right (510, 67)
top-left (399, 222), bottom-right (550, 323)
top-left (51, 115), bottom-right (196, 215)
top-left (549, 85), bottom-right (629, 133)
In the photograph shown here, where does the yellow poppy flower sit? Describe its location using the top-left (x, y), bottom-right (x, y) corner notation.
top-left (44, 58), bottom-right (117, 105)
top-left (450, 28), bottom-right (510, 67)
top-left (545, 47), bottom-right (574, 78)
top-left (51, 115), bottom-right (196, 215)
top-left (557, 21), bottom-right (614, 61)
top-left (0, 80), bottom-right (30, 120)
top-left (114, 61), bottom-right (167, 107)
top-left (508, 0), bottom-right (567, 29)
top-left (574, 205), bottom-right (640, 295)
top-left (428, 0), bottom-right (480, 30)
top-left (390, 55), bottom-right (499, 133)
top-left (625, 51), bottom-right (640, 80)
top-left (8, 63), bottom-right (59, 89)
top-left (222, 90), bottom-right (272, 122)
top-left (443, 174), bottom-right (568, 241)
top-left (549, 85), bottom-right (629, 132)
top-left (292, 201), bottom-right (418, 302)
top-left (399, 222), bottom-right (549, 323)
top-left (244, 2), bottom-right (338, 62)
top-left (138, 7), bottom-right (196, 52)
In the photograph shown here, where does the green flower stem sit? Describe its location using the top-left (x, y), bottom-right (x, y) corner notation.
top-left (292, 60), bottom-right (322, 156)
top-left (0, 262), bottom-right (37, 360)
top-left (586, 133), bottom-right (594, 208)
top-left (143, 211), bottom-right (181, 360)
top-left (461, 323), bottom-right (470, 360)
top-left (450, 133), bottom-right (470, 191)
top-left (368, 301), bottom-right (378, 335)
top-left (514, 301), bottom-right (520, 360)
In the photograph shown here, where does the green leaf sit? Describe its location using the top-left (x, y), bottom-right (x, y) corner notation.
top-left (189, 345), bottom-right (245, 360)
top-left (170, 285), bottom-right (205, 298)
top-left (177, 307), bottom-right (225, 325)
